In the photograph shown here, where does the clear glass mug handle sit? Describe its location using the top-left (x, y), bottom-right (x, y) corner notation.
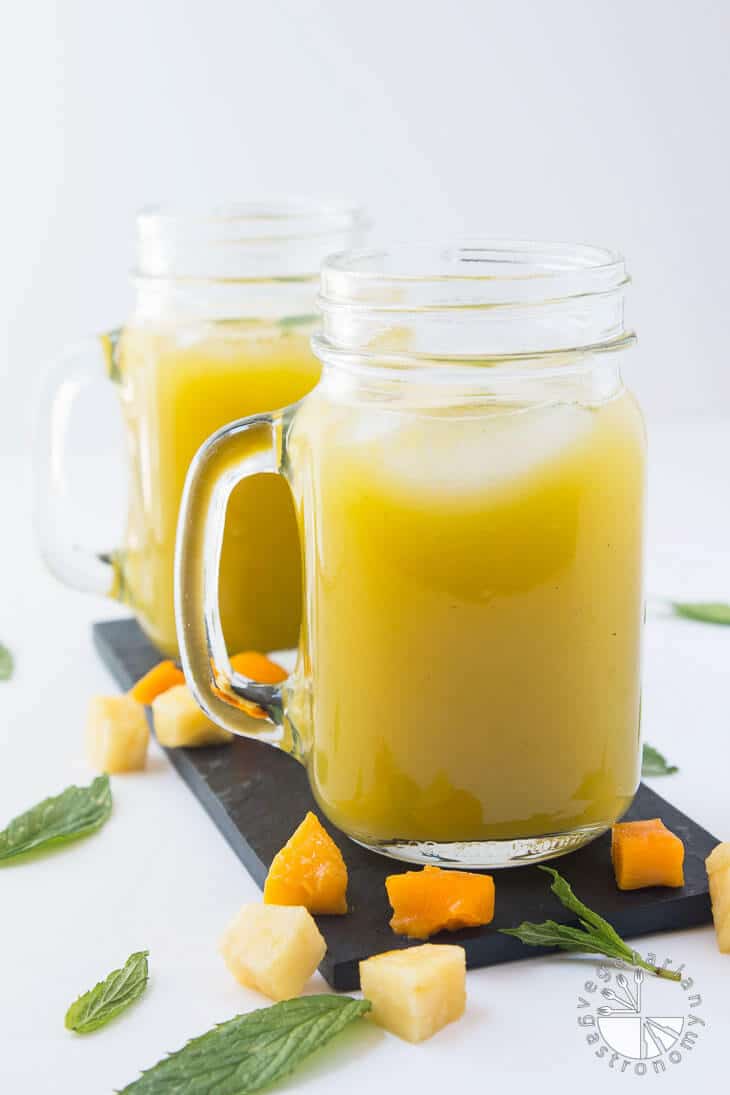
top-left (34, 331), bottom-right (125, 597)
top-left (175, 412), bottom-right (296, 750)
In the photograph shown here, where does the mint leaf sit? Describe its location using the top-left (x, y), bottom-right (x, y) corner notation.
top-left (66, 951), bottom-right (149, 1034)
top-left (671, 601), bottom-right (730, 625)
top-left (100, 328), bottom-right (123, 384)
top-left (642, 744), bottom-right (678, 776)
top-left (500, 867), bottom-right (681, 981)
top-left (500, 918), bottom-right (628, 957)
top-left (539, 866), bottom-right (629, 952)
top-left (279, 314), bottom-right (317, 333)
top-left (0, 775), bottom-right (112, 863)
top-left (119, 995), bottom-right (371, 1094)
top-left (0, 642), bottom-right (13, 680)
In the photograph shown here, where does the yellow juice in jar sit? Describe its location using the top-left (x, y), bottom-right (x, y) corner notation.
top-left (293, 387), bottom-right (645, 845)
top-left (118, 321), bottom-right (320, 655)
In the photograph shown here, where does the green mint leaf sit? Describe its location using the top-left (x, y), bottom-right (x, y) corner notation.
top-left (0, 642), bottom-right (13, 680)
top-left (671, 601), bottom-right (730, 625)
top-left (279, 314), bottom-right (317, 332)
top-left (500, 920), bottom-right (631, 962)
top-left (118, 994), bottom-right (371, 1094)
top-left (66, 951), bottom-right (149, 1033)
top-left (0, 775), bottom-right (112, 863)
top-left (538, 866), bottom-right (628, 953)
top-left (500, 867), bottom-right (681, 981)
top-left (642, 743), bottom-right (679, 777)
top-left (100, 328), bottom-right (123, 384)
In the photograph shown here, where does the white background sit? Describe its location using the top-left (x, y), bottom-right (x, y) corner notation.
top-left (1, 2), bottom-right (729, 1093)
top-left (1, 0), bottom-right (730, 435)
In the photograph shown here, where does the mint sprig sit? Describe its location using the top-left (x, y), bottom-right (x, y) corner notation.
top-left (0, 775), bottom-right (112, 863)
top-left (0, 642), bottom-right (13, 681)
top-left (119, 995), bottom-right (371, 1093)
top-left (500, 867), bottom-right (681, 981)
top-left (670, 601), bottom-right (730, 625)
top-left (642, 744), bottom-right (678, 776)
top-left (66, 951), bottom-right (149, 1033)
top-left (279, 313), bottom-right (317, 333)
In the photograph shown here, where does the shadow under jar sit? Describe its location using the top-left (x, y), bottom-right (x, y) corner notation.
top-left (176, 240), bottom-right (646, 868)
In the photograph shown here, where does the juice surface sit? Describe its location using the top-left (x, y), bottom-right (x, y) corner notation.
top-left (290, 385), bottom-right (646, 845)
top-left (118, 321), bottom-right (320, 655)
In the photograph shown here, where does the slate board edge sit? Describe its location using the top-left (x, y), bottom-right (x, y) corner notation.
top-left (93, 619), bottom-right (339, 984)
top-left (91, 624), bottom-right (268, 882)
top-left (93, 618), bottom-right (717, 993)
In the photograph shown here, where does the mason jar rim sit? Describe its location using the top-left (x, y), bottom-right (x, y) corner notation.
top-left (319, 239), bottom-right (628, 309)
top-left (137, 198), bottom-right (367, 239)
top-left (134, 198), bottom-right (369, 281)
top-left (314, 238), bottom-right (633, 363)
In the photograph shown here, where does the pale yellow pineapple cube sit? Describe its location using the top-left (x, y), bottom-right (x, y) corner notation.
top-left (219, 903), bottom-right (326, 1001)
top-left (359, 944), bottom-right (466, 1043)
top-left (152, 684), bottom-right (233, 747)
top-left (86, 694), bottom-right (149, 773)
top-left (706, 842), bottom-right (730, 953)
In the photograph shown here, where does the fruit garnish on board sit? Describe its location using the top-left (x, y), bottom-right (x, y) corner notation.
top-left (611, 818), bottom-right (685, 890)
top-left (706, 842), bottom-right (730, 953)
top-left (386, 864), bottom-right (495, 938)
top-left (264, 811), bottom-right (349, 914)
top-left (501, 867), bottom-right (683, 981)
top-left (87, 695), bottom-right (150, 772)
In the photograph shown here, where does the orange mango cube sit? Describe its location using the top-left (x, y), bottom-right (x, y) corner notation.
top-left (386, 864), bottom-right (495, 939)
top-left (611, 818), bottom-right (685, 891)
top-left (129, 659), bottom-right (185, 705)
top-left (264, 811), bottom-right (348, 914)
top-left (229, 651), bottom-right (288, 683)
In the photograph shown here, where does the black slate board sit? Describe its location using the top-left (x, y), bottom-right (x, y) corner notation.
top-left (94, 617), bottom-right (717, 991)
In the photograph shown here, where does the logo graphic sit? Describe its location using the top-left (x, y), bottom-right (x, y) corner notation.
top-left (577, 955), bottom-right (705, 1075)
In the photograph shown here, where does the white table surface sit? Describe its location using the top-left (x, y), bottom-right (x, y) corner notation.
top-left (1, 421), bottom-right (728, 1093)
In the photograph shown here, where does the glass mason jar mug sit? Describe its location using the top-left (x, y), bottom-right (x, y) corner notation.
top-left (176, 241), bottom-right (646, 868)
top-left (35, 200), bottom-right (367, 656)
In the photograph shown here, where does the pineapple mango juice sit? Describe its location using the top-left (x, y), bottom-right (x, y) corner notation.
top-left (291, 387), bottom-right (645, 845)
top-left (118, 322), bottom-right (320, 655)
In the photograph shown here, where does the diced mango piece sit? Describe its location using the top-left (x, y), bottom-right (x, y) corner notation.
top-left (230, 651), bottom-right (288, 684)
top-left (152, 684), bottom-right (233, 747)
top-left (386, 865), bottom-right (495, 938)
top-left (129, 660), bottom-right (185, 704)
top-left (86, 694), bottom-right (149, 773)
top-left (225, 652), bottom-right (288, 719)
top-left (706, 842), bottom-right (730, 953)
top-left (264, 812), bottom-right (348, 914)
top-left (359, 944), bottom-right (466, 1043)
top-left (611, 818), bottom-right (685, 890)
top-left (219, 903), bottom-right (326, 1001)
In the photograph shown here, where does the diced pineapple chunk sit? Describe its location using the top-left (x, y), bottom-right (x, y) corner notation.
top-left (86, 694), bottom-right (149, 773)
top-left (359, 944), bottom-right (466, 1043)
top-left (706, 842), bottom-right (730, 874)
top-left (706, 842), bottom-right (730, 953)
top-left (219, 903), bottom-right (326, 1001)
top-left (152, 684), bottom-right (233, 747)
